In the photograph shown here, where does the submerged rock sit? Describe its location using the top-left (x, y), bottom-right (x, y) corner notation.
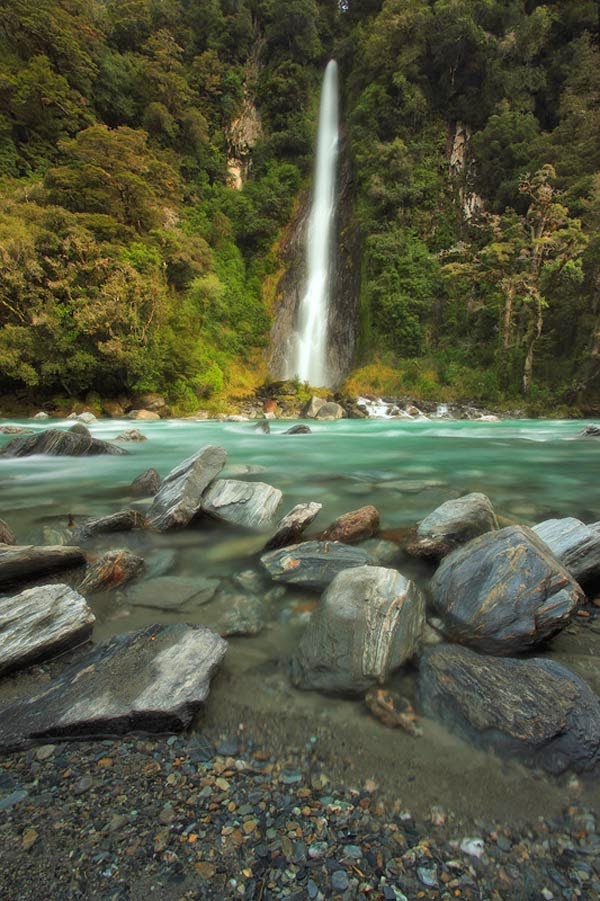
top-left (290, 566), bottom-right (425, 694)
top-left (579, 424), bottom-right (600, 437)
top-left (0, 544), bottom-right (85, 586)
top-left (430, 526), bottom-right (584, 655)
top-left (72, 510), bottom-right (145, 543)
top-left (0, 427), bottom-right (128, 458)
top-left (130, 467), bottom-right (161, 496)
top-left (127, 576), bottom-right (219, 611)
top-left (0, 519), bottom-right (16, 545)
top-left (533, 517), bottom-right (600, 588)
top-left (319, 505), bottom-right (380, 543)
top-left (0, 584), bottom-right (95, 676)
top-left (407, 492), bottom-right (498, 559)
top-left (79, 550), bottom-right (144, 593)
top-left (264, 502), bottom-right (323, 551)
top-left (148, 445), bottom-right (227, 531)
top-left (284, 424), bottom-right (312, 435)
top-left (206, 586), bottom-right (266, 637)
top-left (261, 540), bottom-right (373, 589)
top-left (419, 644), bottom-right (600, 773)
top-left (201, 479), bottom-right (282, 531)
top-left (0, 624), bottom-right (228, 752)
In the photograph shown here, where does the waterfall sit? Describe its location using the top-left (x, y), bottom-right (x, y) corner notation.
top-left (287, 60), bottom-right (339, 386)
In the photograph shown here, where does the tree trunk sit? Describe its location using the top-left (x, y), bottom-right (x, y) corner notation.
top-left (522, 298), bottom-right (544, 395)
top-left (502, 281), bottom-right (515, 349)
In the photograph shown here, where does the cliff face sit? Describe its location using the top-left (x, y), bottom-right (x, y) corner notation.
top-left (268, 136), bottom-right (361, 386)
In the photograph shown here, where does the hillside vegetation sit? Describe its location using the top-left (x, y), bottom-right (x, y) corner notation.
top-left (0, 1), bottom-right (598, 413)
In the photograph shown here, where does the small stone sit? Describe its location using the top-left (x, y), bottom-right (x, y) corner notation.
top-left (21, 828), bottom-right (38, 851)
top-left (417, 866), bottom-right (438, 887)
top-left (331, 870), bottom-right (349, 891)
top-left (195, 862), bottom-right (216, 879)
top-left (215, 777), bottom-right (230, 791)
top-left (35, 745), bottom-right (55, 761)
top-left (308, 841), bottom-right (328, 859)
top-left (159, 805), bottom-right (175, 825)
top-left (307, 880), bottom-right (319, 900)
top-left (342, 844), bottom-right (362, 860)
top-left (541, 889), bottom-right (554, 900)
top-left (0, 789), bottom-right (28, 810)
top-left (72, 776), bottom-right (93, 796)
top-left (460, 837), bottom-right (485, 859)
top-left (243, 820), bottom-right (257, 835)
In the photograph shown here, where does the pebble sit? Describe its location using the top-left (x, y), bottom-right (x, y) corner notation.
top-left (331, 869), bottom-right (349, 891)
top-left (460, 837), bottom-right (485, 858)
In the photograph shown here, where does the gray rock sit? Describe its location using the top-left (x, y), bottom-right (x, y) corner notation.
top-left (0, 584), bottom-right (95, 676)
top-left (532, 517), bottom-right (600, 588)
top-left (201, 479), bottom-right (282, 531)
top-left (407, 492), bottom-right (498, 559)
top-left (303, 396), bottom-right (326, 419)
top-left (77, 412), bottom-right (97, 424)
top-left (32, 411), bottom-right (49, 420)
top-left (130, 468), bottom-right (161, 496)
top-left (127, 576), bottom-right (219, 610)
top-left (261, 540), bottom-right (373, 589)
top-left (264, 502), bottom-right (323, 551)
top-left (315, 402), bottom-right (344, 421)
top-left (0, 428), bottom-right (128, 458)
top-left (79, 550), bottom-right (144, 592)
top-left (579, 424), bottom-right (600, 437)
top-left (0, 426), bottom-right (33, 434)
top-left (114, 429), bottom-right (147, 442)
top-left (284, 425), bottom-right (312, 435)
top-left (148, 445), bottom-right (227, 531)
top-left (430, 526), bottom-right (584, 655)
top-left (418, 644), bottom-right (600, 773)
top-left (72, 510), bottom-right (144, 543)
top-left (206, 587), bottom-right (266, 637)
top-left (0, 519), bottom-right (16, 545)
top-left (127, 409), bottom-right (160, 421)
top-left (0, 544), bottom-right (86, 586)
top-left (291, 566), bottom-right (425, 694)
top-left (0, 624), bottom-right (227, 752)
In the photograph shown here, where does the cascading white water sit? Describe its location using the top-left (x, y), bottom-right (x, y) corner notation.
top-left (288, 60), bottom-right (339, 386)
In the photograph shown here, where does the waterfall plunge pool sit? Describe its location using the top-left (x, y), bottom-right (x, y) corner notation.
top-left (1, 416), bottom-right (600, 823)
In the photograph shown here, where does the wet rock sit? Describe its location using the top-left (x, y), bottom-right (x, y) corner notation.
top-left (0, 544), bottom-right (85, 586)
top-left (114, 429), bottom-right (147, 442)
top-left (319, 505), bottom-right (380, 543)
top-left (256, 421), bottom-right (270, 434)
top-left (0, 428), bottom-right (128, 458)
top-left (0, 426), bottom-right (33, 435)
top-left (69, 422), bottom-right (90, 436)
top-left (77, 412), bottom-right (97, 424)
top-left (129, 468), bottom-right (161, 496)
top-left (532, 517), bottom-right (600, 588)
top-left (284, 425), bottom-right (312, 435)
top-left (291, 566), bottom-right (425, 694)
top-left (72, 510), bottom-right (145, 543)
top-left (261, 540), bottom-right (373, 589)
top-left (207, 587), bottom-right (266, 637)
top-left (127, 410), bottom-right (160, 421)
top-left (407, 492), bottom-right (498, 560)
top-left (430, 526), bottom-right (584, 654)
top-left (32, 411), bottom-right (49, 420)
top-left (148, 445), bottom-right (227, 531)
top-left (0, 584), bottom-right (95, 676)
top-left (419, 644), bottom-right (600, 773)
top-left (579, 425), bottom-right (600, 437)
top-left (0, 624), bottom-right (227, 752)
top-left (0, 519), bottom-right (16, 545)
top-left (79, 550), bottom-right (144, 592)
top-left (201, 479), bottom-right (282, 531)
top-left (315, 402), bottom-right (344, 421)
top-left (264, 502), bottom-right (323, 552)
top-left (127, 576), bottom-right (219, 611)
top-left (303, 396), bottom-right (327, 419)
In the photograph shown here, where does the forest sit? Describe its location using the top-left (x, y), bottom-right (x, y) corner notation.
top-left (0, 0), bottom-right (598, 414)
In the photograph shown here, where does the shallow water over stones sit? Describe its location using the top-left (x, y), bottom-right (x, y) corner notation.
top-left (1, 416), bottom-right (600, 820)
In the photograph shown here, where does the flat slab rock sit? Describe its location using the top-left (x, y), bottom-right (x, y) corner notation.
top-left (263, 502), bottom-right (323, 551)
top-left (0, 584), bottom-right (95, 676)
top-left (418, 644), bottom-right (600, 773)
top-left (533, 517), bottom-right (600, 588)
top-left (291, 565), bottom-right (425, 694)
top-left (407, 492), bottom-right (498, 559)
top-left (0, 544), bottom-right (86, 586)
top-left (430, 525), bottom-right (584, 655)
top-left (201, 479), bottom-right (282, 531)
top-left (148, 445), bottom-right (227, 531)
top-left (72, 510), bottom-right (145, 543)
top-left (127, 576), bottom-right (220, 611)
top-left (261, 540), bottom-right (373, 589)
top-left (0, 624), bottom-right (227, 753)
top-left (0, 428), bottom-right (128, 457)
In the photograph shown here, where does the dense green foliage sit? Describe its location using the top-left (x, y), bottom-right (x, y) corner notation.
top-left (0, 0), bottom-right (599, 410)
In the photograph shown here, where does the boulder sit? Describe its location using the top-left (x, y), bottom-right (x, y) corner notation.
top-left (303, 396), bottom-right (326, 419)
top-left (0, 624), bottom-right (227, 752)
top-left (0, 427), bottom-right (128, 458)
top-left (0, 519), bottom-right (16, 545)
top-left (319, 505), bottom-right (380, 543)
top-left (284, 425), bottom-right (312, 435)
top-left (127, 576), bottom-right (219, 611)
top-left (418, 644), bottom-right (600, 774)
top-left (264, 502), bottom-right (323, 551)
top-left (532, 517), bottom-right (600, 588)
top-left (132, 393), bottom-right (169, 416)
top-left (261, 540), bottom-right (373, 589)
top-left (130, 467), bottom-right (162, 496)
top-left (0, 544), bottom-right (86, 586)
top-left (32, 411), bottom-right (50, 420)
top-left (0, 584), bottom-right (95, 676)
top-left (430, 526), bottom-right (584, 655)
top-left (201, 479), bottom-right (282, 531)
top-left (407, 492), bottom-right (498, 560)
top-left (148, 445), bottom-right (227, 531)
top-left (114, 429), bottom-right (147, 442)
top-left (0, 426), bottom-right (33, 435)
top-left (72, 510), bottom-right (145, 543)
top-left (315, 402), bottom-right (344, 421)
top-left (101, 399), bottom-right (125, 418)
top-left (79, 550), bottom-right (144, 593)
top-left (77, 411), bottom-right (97, 424)
top-left (127, 409), bottom-right (160, 421)
top-left (579, 424), bottom-right (600, 437)
top-left (290, 566), bottom-right (425, 694)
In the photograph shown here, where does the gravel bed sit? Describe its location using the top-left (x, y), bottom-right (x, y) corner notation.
top-left (1, 729), bottom-right (599, 901)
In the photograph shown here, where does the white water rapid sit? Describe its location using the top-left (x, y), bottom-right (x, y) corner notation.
top-left (288, 59), bottom-right (339, 386)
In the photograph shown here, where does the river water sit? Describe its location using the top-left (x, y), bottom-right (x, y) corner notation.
top-left (1, 416), bottom-right (600, 822)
